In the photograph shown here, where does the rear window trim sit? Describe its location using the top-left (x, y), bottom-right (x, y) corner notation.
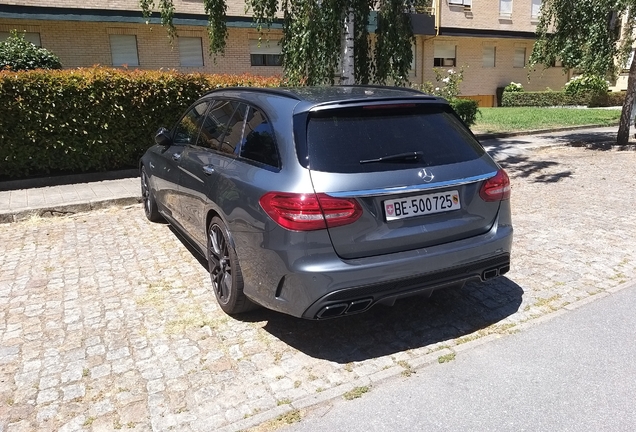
top-left (323, 170), bottom-right (499, 198)
top-left (295, 101), bottom-right (484, 172)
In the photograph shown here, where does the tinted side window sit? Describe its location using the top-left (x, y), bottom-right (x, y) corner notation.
top-left (219, 103), bottom-right (247, 155)
top-left (304, 104), bottom-right (484, 173)
top-left (173, 101), bottom-right (209, 145)
top-left (240, 107), bottom-right (280, 167)
top-left (198, 100), bottom-right (239, 150)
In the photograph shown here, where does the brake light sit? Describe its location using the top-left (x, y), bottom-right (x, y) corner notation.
top-left (479, 169), bottom-right (511, 202)
top-left (259, 192), bottom-right (362, 231)
top-left (363, 103), bottom-right (416, 110)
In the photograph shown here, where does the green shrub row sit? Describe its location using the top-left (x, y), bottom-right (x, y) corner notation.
top-left (502, 90), bottom-right (625, 108)
top-left (0, 68), bottom-right (282, 178)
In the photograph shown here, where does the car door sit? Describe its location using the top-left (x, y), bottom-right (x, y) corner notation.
top-left (161, 100), bottom-right (210, 228)
top-left (178, 100), bottom-right (248, 248)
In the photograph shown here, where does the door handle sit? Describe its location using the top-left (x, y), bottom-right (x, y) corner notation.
top-left (202, 165), bottom-right (215, 175)
top-left (172, 153), bottom-right (182, 161)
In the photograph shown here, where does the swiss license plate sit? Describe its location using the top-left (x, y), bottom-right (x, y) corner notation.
top-left (384, 190), bottom-right (461, 221)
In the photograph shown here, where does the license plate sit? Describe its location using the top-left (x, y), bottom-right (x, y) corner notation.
top-left (384, 190), bottom-right (460, 221)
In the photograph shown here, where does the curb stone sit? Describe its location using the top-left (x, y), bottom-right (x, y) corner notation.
top-left (0, 197), bottom-right (142, 223)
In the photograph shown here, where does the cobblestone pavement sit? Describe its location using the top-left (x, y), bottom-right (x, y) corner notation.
top-left (1, 146), bottom-right (635, 431)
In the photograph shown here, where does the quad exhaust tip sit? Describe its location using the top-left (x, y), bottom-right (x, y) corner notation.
top-left (316, 298), bottom-right (373, 319)
top-left (482, 264), bottom-right (511, 281)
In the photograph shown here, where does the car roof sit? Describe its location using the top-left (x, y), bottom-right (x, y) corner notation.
top-left (203, 85), bottom-right (444, 110)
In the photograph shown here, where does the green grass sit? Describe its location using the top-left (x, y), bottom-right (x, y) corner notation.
top-left (472, 107), bottom-right (621, 134)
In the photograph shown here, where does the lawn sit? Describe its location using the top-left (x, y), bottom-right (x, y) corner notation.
top-left (471, 107), bottom-right (622, 134)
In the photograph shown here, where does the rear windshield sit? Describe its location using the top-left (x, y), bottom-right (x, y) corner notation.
top-left (303, 104), bottom-right (484, 173)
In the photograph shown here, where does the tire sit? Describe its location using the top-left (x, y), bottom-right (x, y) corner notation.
top-left (141, 166), bottom-right (163, 222)
top-left (207, 217), bottom-right (257, 315)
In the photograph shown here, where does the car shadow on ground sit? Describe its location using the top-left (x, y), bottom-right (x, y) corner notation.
top-left (242, 277), bottom-right (523, 363)
top-left (168, 223), bottom-right (524, 363)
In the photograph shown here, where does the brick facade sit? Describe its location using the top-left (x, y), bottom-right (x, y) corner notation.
top-left (1, 0), bottom-right (571, 104)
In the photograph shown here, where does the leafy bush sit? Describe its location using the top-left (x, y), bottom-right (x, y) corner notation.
top-left (0, 68), bottom-right (281, 178)
top-left (0, 30), bottom-right (62, 71)
top-left (504, 82), bottom-right (524, 93)
top-left (564, 75), bottom-right (609, 96)
top-left (450, 98), bottom-right (480, 127)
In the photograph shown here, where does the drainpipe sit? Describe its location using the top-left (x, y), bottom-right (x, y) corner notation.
top-left (435, 0), bottom-right (441, 36)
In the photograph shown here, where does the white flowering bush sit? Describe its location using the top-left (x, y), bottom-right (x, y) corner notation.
top-left (411, 67), bottom-right (479, 126)
top-left (564, 75), bottom-right (609, 95)
top-left (504, 82), bottom-right (524, 93)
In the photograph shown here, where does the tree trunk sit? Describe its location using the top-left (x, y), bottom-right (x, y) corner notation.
top-left (617, 54), bottom-right (636, 145)
top-left (340, 8), bottom-right (355, 85)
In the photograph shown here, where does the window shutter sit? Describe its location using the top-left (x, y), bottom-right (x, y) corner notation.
top-left (514, 47), bottom-right (526, 68)
top-left (179, 37), bottom-right (204, 67)
top-left (109, 34), bottom-right (139, 67)
top-left (434, 44), bottom-right (456, 59)
top-left (483, 46), bottom-right (495, 68)
top-left (249, 39), bottom-right (281, 55)
top-left (0, 31), bottom-right (41, 46)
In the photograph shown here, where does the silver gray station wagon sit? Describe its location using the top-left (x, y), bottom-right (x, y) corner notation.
top-left (140, 86), bottom-right (513, 319)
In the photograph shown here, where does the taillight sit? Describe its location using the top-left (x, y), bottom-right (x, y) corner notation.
top-left (259, 192), bottom-right (362, 231)
top-left (479, 169), bottom-right (511, 202)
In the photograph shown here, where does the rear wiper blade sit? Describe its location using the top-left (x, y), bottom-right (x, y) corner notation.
top-left (360, 151), bottom-right (424, 165)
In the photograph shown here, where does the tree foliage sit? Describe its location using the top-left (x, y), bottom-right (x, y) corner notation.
top-left (139, 0), bottom-right (431, 85)
top-left (529, 0), bottom-right (636, 145)
top-left (0, 31), bottom-right (62, 71)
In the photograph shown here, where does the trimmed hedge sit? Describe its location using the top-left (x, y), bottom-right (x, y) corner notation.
top-left (502, 90), bottom-right (625, 108)
top-left (0, 68), bottom-right (281, 178)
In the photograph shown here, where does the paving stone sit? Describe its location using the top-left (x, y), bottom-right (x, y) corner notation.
top-left (0, 147), bottom-right (634, 430)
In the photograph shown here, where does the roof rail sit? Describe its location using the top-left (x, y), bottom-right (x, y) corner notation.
top-left (203, 87), bottom-right (302, 101)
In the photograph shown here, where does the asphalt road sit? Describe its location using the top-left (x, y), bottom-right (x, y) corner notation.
top-left (284, 281), bottom-right (636, 432)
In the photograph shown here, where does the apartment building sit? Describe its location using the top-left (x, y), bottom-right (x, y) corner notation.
top-left (0, 0), bottom-right (570, 106)
top-left (417, 0), bottom-right (571, 106)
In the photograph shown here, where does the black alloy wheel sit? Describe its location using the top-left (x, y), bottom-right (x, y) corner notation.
top-left (140, 166), bottom-right (162, 222)
top-left (207, 217), bottom-right (255, 314)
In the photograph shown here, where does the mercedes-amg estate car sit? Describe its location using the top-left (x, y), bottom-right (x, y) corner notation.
top-left (140, 86), bottom-right (513, 319)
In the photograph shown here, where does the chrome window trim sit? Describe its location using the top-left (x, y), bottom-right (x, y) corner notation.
top-left (327, 172), bottom-right (498, 198)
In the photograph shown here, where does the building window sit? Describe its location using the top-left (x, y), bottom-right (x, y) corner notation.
top-left (531, 0), bottom-right (541, 19)
top-left (499, 0), bottom-right (513, 18)
top-left (514, 47), bottom-right (526, 68)
top-left (550, 58), bottom-right (563, 68)
top-left (249, 39), bottom-right (282, 67)
top-left (179, 37), bottom-right (204, 67)
top-left (109, 34), bottom-right (139, 67)
top-left (0, 31), bottom-right (41, 46)
top-left (483, 46), bottom-right (496, 68)
top-left (434, 44), bottom-right (456, 67)
top-left (448, 0), bottom-right (472, 6)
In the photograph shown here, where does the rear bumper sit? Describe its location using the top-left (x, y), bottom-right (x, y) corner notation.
top-left (239, 211), bottom-right (513, 319)
top-left (304, 253), bottom-right (510, 319)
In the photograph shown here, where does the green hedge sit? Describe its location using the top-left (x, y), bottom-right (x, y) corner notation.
top-left (502, 90), bottom-right (625, 108)
top-left (0, 68), bottom-right (282, 179)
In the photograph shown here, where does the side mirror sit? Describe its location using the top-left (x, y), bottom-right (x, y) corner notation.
top-left (154, 127), bottom-right (172, 147)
